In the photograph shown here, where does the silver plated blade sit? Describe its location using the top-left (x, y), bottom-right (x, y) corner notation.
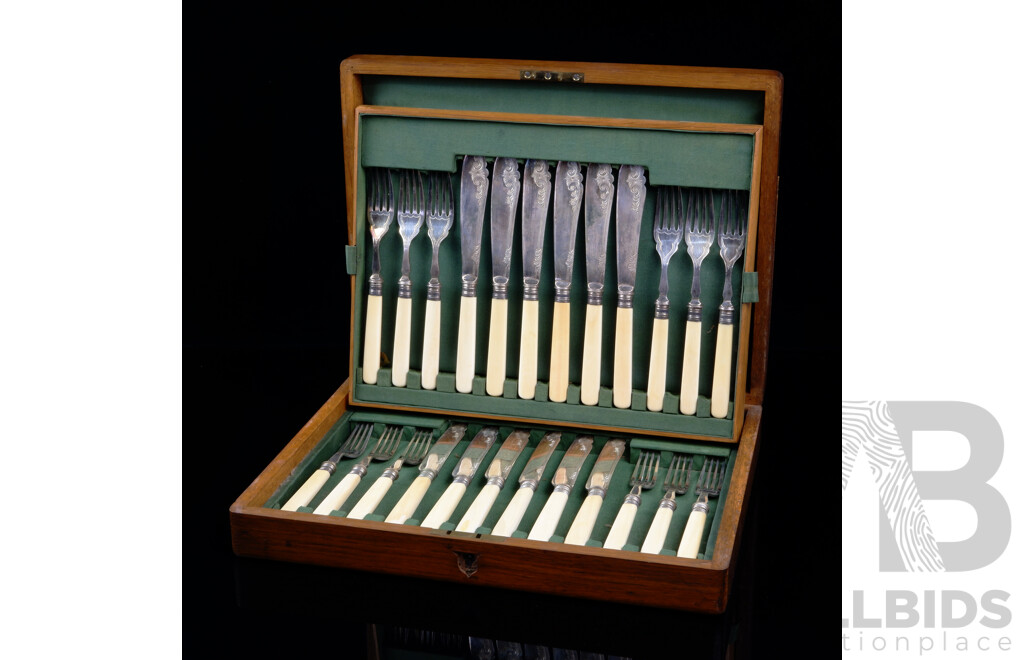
top-left (521, 159), bottom-right (551, 299)
top-left (451, 426), bottom-right (499, 479)
top-left (584, 439), bottom-right (626, 491)
top-left (551, 435), bottom-right (594, 491)
top-left (517, 431), bottom-right (560, 487)
top-left (552, 161), bottom-right (584, 302)
top-left (421, 423), bottom-right (468, 477)
top-left (484, 429), bottom-right (531, 484)
top-left (459, 156), bottom-right (489, 295)
top-left (489, 157), bottom-right (520, 295)
top-left (584, 164), bottom-right (615, 304)
top-left (615, 165), bottom-right (647, 306)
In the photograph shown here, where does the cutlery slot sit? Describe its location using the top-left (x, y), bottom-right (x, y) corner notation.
top-left (264, 411), bottom-right (735, 559)
top-left (349, 112), bottom-right (759, 440)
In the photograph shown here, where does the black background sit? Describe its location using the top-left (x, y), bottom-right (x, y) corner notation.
top-left (189, 4), bottom-right (839, 657)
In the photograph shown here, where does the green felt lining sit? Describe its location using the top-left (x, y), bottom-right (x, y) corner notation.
top-left (362, 76), bottom-right (766, 126)
top-left (265, 411), bottom-right (736, 560)
top-left (741, 271), bottom-right (759, 303)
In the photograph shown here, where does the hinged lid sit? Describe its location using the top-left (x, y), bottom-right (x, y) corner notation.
top-left (339, 55), bottom-right (781, 443)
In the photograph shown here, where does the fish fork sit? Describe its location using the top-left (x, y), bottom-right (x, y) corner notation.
top-left (603, 451), bottom-right (660, 550)
top-left (640, 454), bottom-right (691, 554)
top-left (711, 190), bottom-right (748, 418)
top-left (677, 458), bottom-right (726, 558)
top-left (646, 187), bottom-right (683, 412)
top-left (361, 168), bottom-right (394, 385)
top-left (312, 425), bottom-right (403, 514)
top-left (280, 422), bottom-right (373, 511)
top-left (346, 428), bottom-right (433, 520)
top-left (679, 189), bottom-right (716, 415)
top-left (420, 172), bottom-right (455, 390)
top-left (391, 170), bottom-right (426, 388)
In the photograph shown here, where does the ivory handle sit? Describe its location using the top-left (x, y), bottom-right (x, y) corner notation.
top-left (640, 505), bottom-right (674, 554)
top-left (527, 490), bottom-right (569, 542)
top-left (385, 475), bottom-right (432, 524)
top-left (603, 500), bottom-right (639, 550)
top-left (281, 469), bottom-right (331, 511)
top-left (517, 299), bottom-right (539, 399)
top-left (579, 304), bottom-right (603, 406)
top-left (679, 320), bottom-right (702, 415)
top-left (646, 317), bottom-right (669, 412)
top-left (420, 298), bottom-right (441, 390)
top-left (485, 297), bottom-right (508, 397)
top-left (612, 306), bottom-right (633, 409)
top-left (362, 293), bottom-right (383, 384)
top-left (455, 296), bottom-right (477, 393)
top-left (490, 486), bottom-right (534, 537)
top-left (391, 296), bottom-right (412, 388)
top-left (547, 301), bottom-right (571, 403)
top-left (564, 493), bottom-right (604, 546)
top-left (312, 472), bottom-right (361, 515)
top-left (346, 476), bottom-right (393, 520)
top-left (420, 481), bottom-right (468, 529)
top-left (455, 483), bottom-right (501, 533)
top-left (677, 508), bottom-right (708, 558)
top-left (711, 323), bottom-right (734, 418)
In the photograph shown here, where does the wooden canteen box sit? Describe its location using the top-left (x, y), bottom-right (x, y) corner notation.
top-left (230, 55), bottom-right (782, 614)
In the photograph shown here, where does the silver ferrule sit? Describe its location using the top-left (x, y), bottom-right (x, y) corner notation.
top-left (587, 289), bottom-right (603, 306)
top-left (658, 497), bottom-right (678, 512)
top-left (553, 282), bottom-right (571, 304)
top-left (419, 468), bottom-right (438, 481)
top-left (617, 290), bottom-right (633, 309)
top-left (381, 467), bottom-right (401, 481)
top-left (692, 500), bottom-right (710, 514)
top-left (318, 461), bottom-right (338, 475)
top-left (553, 483), bottom-right (573, 496)
top-left (654, 297), bottom-right (670, 320)
top-left (719, 303), bottom-right (736, 325)
top-left (426, 279), bottom-right (441, 302)
top-left (687, 301), bottom-right (703, 323)
top-left (522, 278), bottom-right (539, 302)
top-left (348, 464), bottom-right (368, 478)
top-left (486, 475), bottom-right (506, 489)
top-left (397, 276), bottom-right (412, 299)
top-left (491, 278), bottom-right (508, 300)
top-left (453, 474), bottom-right (472, 487)
top-left (461, 279), bottom-right (477, 297)
top-left (368, 274), bottom-right (383, 297)
top-left (519, 479), bottom-right (539, 492)
top-left (587, 486), bottom-right (608, 498)
top-left (623, 492), bottom-right (642, 507)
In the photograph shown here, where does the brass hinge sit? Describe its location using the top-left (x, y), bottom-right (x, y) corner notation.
top-left (520, 70), bottom-right (584, 83)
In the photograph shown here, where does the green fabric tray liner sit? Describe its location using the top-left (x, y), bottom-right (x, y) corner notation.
top-left (266, 412), bottom-right (735, 560)
top-left (362, 76), bottom-right (765, 126)
top-left (362, 116), bottom-right (753, 190)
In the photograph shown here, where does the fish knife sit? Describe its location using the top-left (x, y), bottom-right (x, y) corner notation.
top-left (485, 157), bottom-right (521, 397)
top-left (455, 156), bottom-right (489, 393)
top-left (420, 426), bottom-right (499, 529)
top-left (579, 164), bottom-right (614, 406)
top-left (548, 161), bottom-right (584, 403)
top-left (611, 165), bottom-right (647, 409)
top-left (526, 436), bottom-right (594, 542)
top-left (455, 429), bottom-right (531, 533)
top-left (517, 160), bottom-right (551, 399)
top-left (490, 432), bottom-right (560, 537)
top-left (564, 439), bottom-right (625, 545)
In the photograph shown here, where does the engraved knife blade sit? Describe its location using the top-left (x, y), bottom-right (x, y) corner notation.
top-left (485, 157), bottom-right (520, 396)
top-left (518, 159), bottom-right (552, 399)
top-left (450, 426), bottom-right (500, 481)
top-left (548, 162), bottom-right (585, 403)
top-left (456, 156), bottom-right (489, 393)
top-left (612, 165), bottom-right (647, 409)
top-left (580, 164), bottom-right (615, 406)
